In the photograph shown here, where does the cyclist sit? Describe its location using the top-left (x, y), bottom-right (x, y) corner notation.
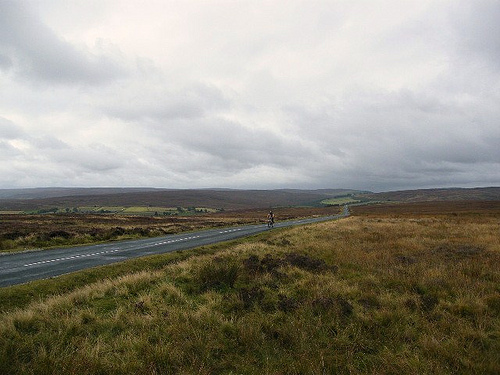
top-left (267, 211), bottom-right (275, 228)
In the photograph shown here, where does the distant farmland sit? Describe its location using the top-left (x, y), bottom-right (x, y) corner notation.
top-left (320, 197), bottom-right (360, 206)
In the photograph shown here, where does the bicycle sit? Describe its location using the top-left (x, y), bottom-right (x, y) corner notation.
top-left (267, 218), bottom-right (274, 228)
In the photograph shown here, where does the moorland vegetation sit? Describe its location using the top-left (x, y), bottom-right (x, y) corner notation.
top-left (0, 207), bottom-right (340, 253)
top-left (0, 202), bottom-right (498, 374)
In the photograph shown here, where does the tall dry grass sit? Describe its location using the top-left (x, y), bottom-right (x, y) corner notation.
top-left (0, 211), bottom-right (499, 374)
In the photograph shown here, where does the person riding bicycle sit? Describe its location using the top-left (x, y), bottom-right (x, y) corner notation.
top-left (267, 211), bottom-right (275, 226)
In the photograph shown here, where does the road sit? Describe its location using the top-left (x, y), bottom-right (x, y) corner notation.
top-left (0, 207), bottom-right (349, 287)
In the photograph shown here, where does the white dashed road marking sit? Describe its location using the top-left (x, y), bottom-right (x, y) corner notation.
top-left (219, 228), bottom-right (243, 234)
top-left (23, 235), bottom-right (201, 267)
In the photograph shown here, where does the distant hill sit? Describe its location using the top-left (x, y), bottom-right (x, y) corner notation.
top-left (358, 187), bottom-right (500, 202)
top-left (2, 187), bottom-right (498, 212)
top-left (0, 188), bottom-right (368, 211)
top-left (0, 187), bottom-right (159, 200)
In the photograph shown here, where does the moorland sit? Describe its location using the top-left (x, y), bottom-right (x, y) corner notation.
top-left (2, 187), bottom-right (498, 253)
top-left (0, 193), bottom-right (499, 374)
top-left (0, 188), bottom-right (362, 253)
top-left (0, 206), bottom-right (342, 253)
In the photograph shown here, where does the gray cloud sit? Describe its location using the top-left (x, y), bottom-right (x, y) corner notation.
top-left (0, 1), bottom-right (126, 85)
top-left (53, 144), bottom-right (124, 173)
top-left (0, 140), bottom-right (22, 159)
top-left (452, 0), bottom-right (500, 69)
top-left (0, 116), bottom-right (25, 139)
top-left (0, 115), bottom-right (124, 186)
top-left (0, 53), bottom-right (12, 70)
top-left (100, 81), bottom-right (229, 122)
top-left (161, 118), bottom-right (316, 170)
top-left (0, 1), bottom-right (499, 191)
top-left (30, 135), bottom-right (70, 150)
top-left (282, 85), bottom-right (500, 190)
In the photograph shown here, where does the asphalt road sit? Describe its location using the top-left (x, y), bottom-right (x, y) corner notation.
top-left (0, 207), bottom-right (349, 287)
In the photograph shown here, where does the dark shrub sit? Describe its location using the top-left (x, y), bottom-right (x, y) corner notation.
top-left (312, 296), bottom-right (353, 317)
top-left (285, 252), bottom-right (331, 273)
top-left (242, 254), bottom-right (285, 276)
top-left (420, 294), bottom-right (439, 312)
top-left (111, 227), bottom-right (126, 236)
top-left (358, 295), bottom-right (381, 310)
top-left (242, 255), bottom-right (262, 275)
top-left (48, 230), bottom-right (71, 239)
top-left (260, 254), bottom-right (286, 274)
top-left (395, 255), bottom-right (417, 265)
top-left (2, 231), bottom-right (25, 240)
top-left (239, 286), bottom-right (265, 309)
top-left (278, 294), bottom-right (299, 312)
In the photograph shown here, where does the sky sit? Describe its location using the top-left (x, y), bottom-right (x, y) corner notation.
top-left (1, 0), bottom-right (499, 192)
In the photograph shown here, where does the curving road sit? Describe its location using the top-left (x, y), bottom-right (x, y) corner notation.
top-left (0, 206), bottom-right (349, 287)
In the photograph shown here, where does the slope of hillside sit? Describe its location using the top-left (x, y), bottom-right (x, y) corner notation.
top-left (358, 187), bottom-right (500, 202)
top-left (0, 189), bottom-right (366, 211)
top-left (0, 187), bottom-right (159, 200)
top-left (2, 187), bottom-right (499, 212)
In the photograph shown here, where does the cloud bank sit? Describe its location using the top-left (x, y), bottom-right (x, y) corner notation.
top-left (1, 0), bottom-right (499, 191)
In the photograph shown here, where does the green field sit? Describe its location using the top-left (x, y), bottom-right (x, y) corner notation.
top-left (321, 197), bottom-right (360, 206)
top-left (121, 206), bottom-right (218, 215)
top-left (78, 206), bottom-right (177, 214)
top-left (22, 206), bottom-right (220, 215)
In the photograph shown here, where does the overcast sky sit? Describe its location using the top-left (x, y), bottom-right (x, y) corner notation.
top-left (1, 0), bottom-right (499, 192)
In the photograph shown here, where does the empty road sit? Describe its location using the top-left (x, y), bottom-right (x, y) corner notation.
top-left (0, 207), bottom-right (349, 287)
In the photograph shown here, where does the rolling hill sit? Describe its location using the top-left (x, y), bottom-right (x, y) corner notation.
top-left (358, 187), bottom-right (500, 202)
top-left (0, 187), bottom-right (159, 200)
top-left (1, 187), bottom-right (499, 212)
top-left (0, 188), bottom-right (363, 211)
